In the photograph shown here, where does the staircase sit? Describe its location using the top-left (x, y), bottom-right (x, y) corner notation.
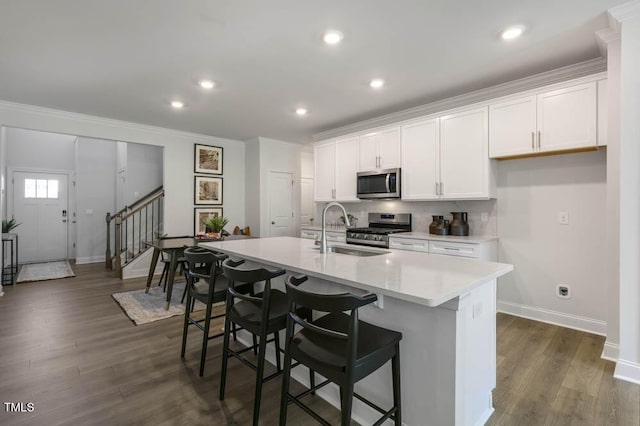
top-left (105, 186), bottom-right (164, 278)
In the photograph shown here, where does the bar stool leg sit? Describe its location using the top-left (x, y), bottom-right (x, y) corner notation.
top-left (273, 331), bottom-right (281, 372)
top-left (340, 381), bottom-right (354, 426)
top-left (199, 300), bottom-right (214, 377)
top-left (219, 310), bottom-right (232, 400)
top-left (392, 343), bottom-right (402, 425)
top-left (279, 340), bottom-right (293, 426)
top-left (180, 280), bottom-right (192, 359)
top-left (253, 332), bottom-right (268, 426)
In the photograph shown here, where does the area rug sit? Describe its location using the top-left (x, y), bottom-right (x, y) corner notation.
top-left (16, 260), bottom-right (75, 283)
top-left (112, 281), bottom-right (209, 325)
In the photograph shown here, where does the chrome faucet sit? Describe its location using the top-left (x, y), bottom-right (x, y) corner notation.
top-left (320, 202), bottom-right (350, 253)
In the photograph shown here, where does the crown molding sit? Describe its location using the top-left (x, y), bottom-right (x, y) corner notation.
top-left (312, 58), bottom-right (607, 141)
top-left (609, 0), bottom-right (640, 23)
top-left (0, 100), bottom-right (244, 145)
top-left (596, 27), bottom-right (621, 56)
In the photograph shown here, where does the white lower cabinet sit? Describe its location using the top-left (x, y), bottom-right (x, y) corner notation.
top-left (389, 236), bottom-right (497, 261)
top-left (300, 229), bottom-right (346, 244)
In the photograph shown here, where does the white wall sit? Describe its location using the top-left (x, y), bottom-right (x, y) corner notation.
top-left (125, 142), bottom-right (163, 206)
top-left (244, 138), bottom-right (260, 235)
top-left (0, 101), bottom-right (246, 240)
top-left (496, 150), bottom-right (607, 334)
top-left (616, 5), bottom-right (640, 384)
top-left (5, 127), bottom-right (76, 171)
top-left (75, 137), bottom-right (117, 263)
top-left (0, 127), bottom-right (6, 295)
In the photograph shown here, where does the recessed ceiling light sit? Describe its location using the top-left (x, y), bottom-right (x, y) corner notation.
top-left (295, 108), bottom-right (308, 116)
top-left (198, 80), bottom-right (215, 89)
top-left (171, 101), bottom-right (184, 109)
top-left (501, 25), bottom-right (525, 40)
top-left (370, 79), bottom-right (385, 89)
top-left (323, 30), bottom-right (343, 45)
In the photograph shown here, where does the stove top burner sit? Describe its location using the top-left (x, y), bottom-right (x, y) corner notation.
top-left (346, 213), bottom-right (412, 248)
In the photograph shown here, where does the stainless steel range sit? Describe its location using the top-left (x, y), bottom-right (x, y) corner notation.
top-left (346, 213), bottom-right (412, 248)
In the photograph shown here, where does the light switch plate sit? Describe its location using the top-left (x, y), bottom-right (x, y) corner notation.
top-left (558, 211), bottom-right (569, 225)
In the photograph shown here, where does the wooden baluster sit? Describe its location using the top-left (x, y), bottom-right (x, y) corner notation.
top-left (114, 214), bottom-right (122, 278)
top-left (105, 213), bottom-right (112, 270)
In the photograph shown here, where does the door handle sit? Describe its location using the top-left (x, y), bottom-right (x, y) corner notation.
top-left (62, 220), bottom-right (67, 223)
top-left (271, 221), bottom-right (275, 225)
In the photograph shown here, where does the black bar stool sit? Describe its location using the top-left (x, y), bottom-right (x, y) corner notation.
top-left (219, 258), bottom-right (313, 426)
top-left (280, 275), bottom-right (403, 426)
top-left (180, 247), bottom-right (249, 377)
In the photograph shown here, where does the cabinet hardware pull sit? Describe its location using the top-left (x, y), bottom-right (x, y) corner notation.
top-left (531, 132), bottom-right (535, 150)
top-left (440, 182), bottom-right (444, 195)
top-left (443, 247), bottom-right (460, 251)
top-left (538, 131), bottom-right (541, 149)
top-left (435, 182), bottom-right (440, 195)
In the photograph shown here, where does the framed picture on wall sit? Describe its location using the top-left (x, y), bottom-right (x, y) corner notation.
top-left (194, 144), bottom-right (223, 175)
top-left (194, 207), bottom-right (223, 235)
top-left (194, 176), bottom-right (223, 205)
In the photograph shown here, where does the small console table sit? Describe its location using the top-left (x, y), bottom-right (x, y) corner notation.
top-left (2, 233), bottom-right (19, 285)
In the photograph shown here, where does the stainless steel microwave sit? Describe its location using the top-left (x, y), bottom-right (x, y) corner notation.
top-left (357, 168), bottom-right (401, 199)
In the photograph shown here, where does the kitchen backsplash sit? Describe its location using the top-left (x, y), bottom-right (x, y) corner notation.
top-left (315, 199), bottom-right (498, 236)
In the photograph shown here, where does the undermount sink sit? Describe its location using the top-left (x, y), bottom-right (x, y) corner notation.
top-left (313, 245), bottom-right (389, 257)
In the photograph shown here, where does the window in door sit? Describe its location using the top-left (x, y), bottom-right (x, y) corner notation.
top-left (24, 179), bottom-right (59, 199)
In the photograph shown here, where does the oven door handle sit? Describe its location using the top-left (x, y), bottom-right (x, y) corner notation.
top-left (385, 174), bottom-right (391, 193)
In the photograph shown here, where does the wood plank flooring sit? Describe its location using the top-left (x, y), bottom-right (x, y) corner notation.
top-left (0, 263), bottom-right (638, 425)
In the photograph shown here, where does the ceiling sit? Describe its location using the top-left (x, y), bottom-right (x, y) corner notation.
top-left (0, 0), bottom-right (625, 143)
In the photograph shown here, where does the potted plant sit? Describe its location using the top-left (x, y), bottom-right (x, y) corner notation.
top-left (1, 217), bottom-right (20, 234)
top-left (339, 213), bottom-right (358, 228)
top-left (204, 216), bottom-right (229, 237)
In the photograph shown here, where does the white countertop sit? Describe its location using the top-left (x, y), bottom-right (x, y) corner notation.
top-left (200, 236), bottom-right (512, 307)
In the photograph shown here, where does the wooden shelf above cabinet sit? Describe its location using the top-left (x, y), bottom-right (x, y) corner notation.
top-left (495, 145), bottom-right (602, 161)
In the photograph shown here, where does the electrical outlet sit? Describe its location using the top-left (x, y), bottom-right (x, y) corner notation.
top-left (558, 211), bottom-right (569, 225)
top-left (557, 284), bottom-right (571, 299)
top-left (480, 212), bottom-right (489, 223)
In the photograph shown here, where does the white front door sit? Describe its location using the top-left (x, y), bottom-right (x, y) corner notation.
top-left (12, 171), bottom-right (69, 263)
top-left (269, 171), bottom-right (293, 237)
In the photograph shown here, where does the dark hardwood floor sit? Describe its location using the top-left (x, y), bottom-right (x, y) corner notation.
top-left (0, 263), bottom-right (638, 425)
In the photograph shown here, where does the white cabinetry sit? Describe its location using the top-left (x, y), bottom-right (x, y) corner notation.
top-left (389, 235), bottom-right (497, 261)
top-left (358, 127), bottom-right (400, 171)
top-left (300, 228), bottom-right (346, 243)
top-left (313, 138), bottom-right (359, 202)
top-left (489, 81), bottom-right (597, 158)
top-left (401, 107), bottom-right (493, 200)
top-left (401, 118), bottom-right (439, 200)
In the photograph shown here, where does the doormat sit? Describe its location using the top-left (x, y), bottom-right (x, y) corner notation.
top-left (112, 281), bottom-right (210, 326)
top-left (16, 260), bottom-right (75, 283)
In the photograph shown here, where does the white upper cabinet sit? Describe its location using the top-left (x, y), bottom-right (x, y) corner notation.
top-left (489, 95), bottom-right (537, 158)
top-left (313, 137), bottom-right (359, 202)
top-left (401, 118), bottom-right (440, 200)
top-left (440, 107), bottom-right (491, 199)
top-left (334, 137), bottom-right (360, 201)
top-left (537, 82), bottom-right (596, 152)
top-left (313, 142), bottom-right (335, 202)
top-left (489, 81), bottom-right (597, 158)
top-left (401, 107), bottom-right (493, 201)
top-left (358, 127), bottom-right (400, 171)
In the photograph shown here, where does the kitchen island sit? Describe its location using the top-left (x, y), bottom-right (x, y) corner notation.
top-left (200, 236), bottom-right (513, 425)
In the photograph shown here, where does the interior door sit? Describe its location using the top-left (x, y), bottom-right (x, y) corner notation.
top-left (269, 171), bottom-right (294, 237)
top-left (12, 171), bottom-right (69, 262)
top-left (300, 177), bottom-right (314, 226)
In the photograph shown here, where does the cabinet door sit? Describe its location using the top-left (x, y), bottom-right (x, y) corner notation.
top-left (401, 119), bottom-right (439, 200)
top-left (537, 82), bottom-right (597, 152)
top-left (334, 137), bottom-right (360, 201)
top-left (489, 95), bottom-right (537, 158)
top-left (358, 133), bottom-right (378, 171)
top-left (378, 127), bottom-right (401, 169)
top-left (300, 177), bottom-right (315, 226)
top-left (313, 142), bottom-right (335, 201)
top-left (440, 107), bottom-right (490, 199)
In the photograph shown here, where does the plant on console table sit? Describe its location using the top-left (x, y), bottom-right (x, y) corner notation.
top-left (204, 216), bottom-right (229, 238)
top-left (2, 217), bottom-right (20, 234)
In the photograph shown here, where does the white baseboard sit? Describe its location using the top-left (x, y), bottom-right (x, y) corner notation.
top-left (601, 341), bottom-right (620, 362)
top-left (75, 256), bottom-right (105, 265)
top-left (614, 359), bottom-right (640, 385)
top-left (497, 300), bottom-right (607, 336)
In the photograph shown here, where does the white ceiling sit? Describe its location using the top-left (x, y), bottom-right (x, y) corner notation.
top-left (0, 0), bottom-right (625, 143)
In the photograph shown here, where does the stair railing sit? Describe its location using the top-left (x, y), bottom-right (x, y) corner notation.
top-left (105, 186), bottom-right (164, 276)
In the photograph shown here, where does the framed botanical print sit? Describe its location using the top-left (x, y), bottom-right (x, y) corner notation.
top-left (195, 176), bottom-right (223, 205)
top-left (194, 144), bottom-right (223, 175)
top-left (194, 207), bottom-right (223, 235)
